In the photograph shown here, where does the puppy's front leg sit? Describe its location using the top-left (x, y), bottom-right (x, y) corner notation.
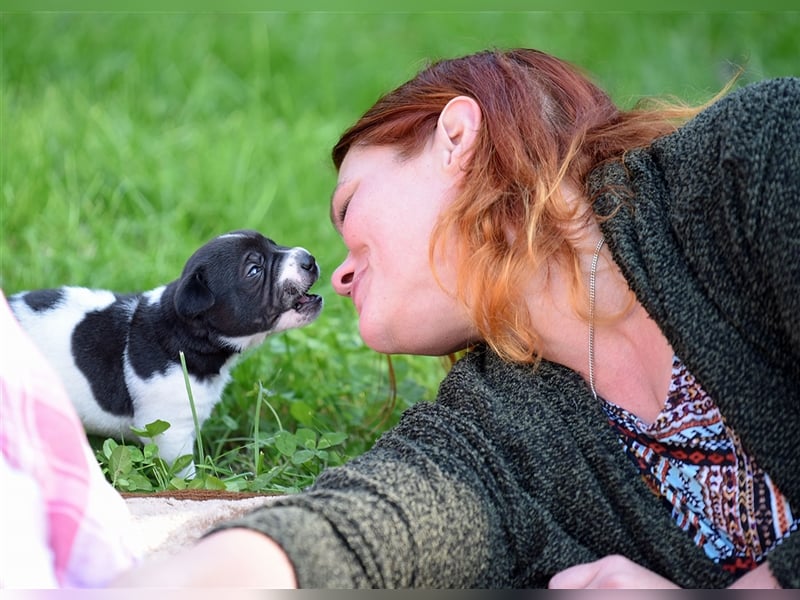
top-left (137, 420), bottom-right (197, 480)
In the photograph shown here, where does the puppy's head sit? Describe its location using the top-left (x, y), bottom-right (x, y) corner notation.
top-left (174, 230), bottom-right (323, 351)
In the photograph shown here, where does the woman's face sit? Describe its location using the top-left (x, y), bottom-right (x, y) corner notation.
top-left (330, 143), bottom-right (478, 356)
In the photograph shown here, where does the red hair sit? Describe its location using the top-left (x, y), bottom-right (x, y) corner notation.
top-left (333, 48), bottom-right (707, 364)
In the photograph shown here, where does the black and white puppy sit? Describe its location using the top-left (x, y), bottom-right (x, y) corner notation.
top-left (9, 230), bottom-right (323, 476)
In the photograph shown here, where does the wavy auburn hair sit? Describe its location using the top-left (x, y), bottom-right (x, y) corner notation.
top-left (332, 48), bottom-right (708, 364)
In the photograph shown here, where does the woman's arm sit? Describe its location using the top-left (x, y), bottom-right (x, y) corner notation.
top-left (110, 529), bottom-right (297, 588)
top-left (661, 77), bottom-right (800, 588)
top-left (111, 398), bottom-right (520, 588)
top-left (110, 353), bottom-right (610, 589)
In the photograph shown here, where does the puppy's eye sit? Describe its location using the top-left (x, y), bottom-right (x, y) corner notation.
top-left (246, 265), bottom-right (263, 278)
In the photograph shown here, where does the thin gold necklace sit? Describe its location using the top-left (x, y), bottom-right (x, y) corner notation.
top-left (588, 237), bottom-right (605, 400)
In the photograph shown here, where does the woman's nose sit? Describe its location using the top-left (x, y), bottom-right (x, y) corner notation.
top-left (331, 257), bottom-right (354, 297)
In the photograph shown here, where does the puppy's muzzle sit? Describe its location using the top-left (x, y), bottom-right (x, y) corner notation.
top-left (280, 248), bottom-right (323, 315)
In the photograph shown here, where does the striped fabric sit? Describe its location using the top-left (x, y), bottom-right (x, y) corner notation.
top-left (601, 355), bottom-right (799, 575)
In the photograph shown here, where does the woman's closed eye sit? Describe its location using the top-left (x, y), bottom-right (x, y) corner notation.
top-left (335, 196), bottom-right (351, 231)
top-left (330, 179), bottom-right (356, 233)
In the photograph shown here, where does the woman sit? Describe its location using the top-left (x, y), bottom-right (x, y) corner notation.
top-left (114, 48), bottom-right (799, 588)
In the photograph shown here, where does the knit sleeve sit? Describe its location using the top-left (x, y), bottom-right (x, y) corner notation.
top-left (210, 398), bottom-right (516, 588)
top-left (208, 352), bottom-right (610, 588)
top-left (210, 348), bottom-right (746, 588)
top-left (714, 77), bottom-right (800, 373)
top-left (738, 79), bottom-right (800, 588)
top-left (652, 76), bottom-right (800, 589)
top-left (655, 76), bottom-right (800, 381)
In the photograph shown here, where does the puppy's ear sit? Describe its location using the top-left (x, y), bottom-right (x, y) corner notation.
top-left (174, 270), bottom-right (215, 318)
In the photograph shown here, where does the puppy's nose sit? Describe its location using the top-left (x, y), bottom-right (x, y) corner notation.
top-left (300, 253), bottom-right (317, 272)
top-left (292, 248), bottom-right (319, 277)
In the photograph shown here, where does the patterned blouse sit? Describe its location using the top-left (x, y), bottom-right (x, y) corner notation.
top-left (601, 355), bottom-right (799, 575)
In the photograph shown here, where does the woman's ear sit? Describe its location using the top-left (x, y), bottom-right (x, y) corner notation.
top-left (436, 95), bottom-right (482, 169)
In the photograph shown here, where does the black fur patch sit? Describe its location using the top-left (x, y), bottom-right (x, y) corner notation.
top-left (72, 301), bottom-right (136, 417)
top-left (126, 288), bottom-right (236, 382)
top-left (125, 297), bottom-right (177, 380)
top-left (22, 288), bottom-right (64, 312)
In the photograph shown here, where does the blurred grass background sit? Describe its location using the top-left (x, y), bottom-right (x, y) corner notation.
top-left (1, 11), bottom-right (797, 491)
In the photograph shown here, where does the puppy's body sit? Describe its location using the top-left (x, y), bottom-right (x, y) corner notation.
top-left (9, 230), bottom-right (322, 475)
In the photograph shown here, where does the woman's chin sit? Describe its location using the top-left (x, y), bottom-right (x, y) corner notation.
top-left (358, 316), bottom-right (475, 356)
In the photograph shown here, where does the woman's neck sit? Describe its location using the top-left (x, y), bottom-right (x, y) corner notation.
top-left (528, 231), bottom-right (674, 424)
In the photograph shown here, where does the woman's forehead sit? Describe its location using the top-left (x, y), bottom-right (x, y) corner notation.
top-left (341, 144), bottom-right (401, 170)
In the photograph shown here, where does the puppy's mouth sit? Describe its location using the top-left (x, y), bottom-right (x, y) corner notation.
top-left (293, 290), bottom-right (323, 314)
top-left (282, 284), bottom-right (323, 314)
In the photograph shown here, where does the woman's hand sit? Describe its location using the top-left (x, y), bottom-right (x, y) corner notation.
top-left (549, 555), bottom-right (780, 589)
top-left (110, 528), bottom-right (298, 588)
top-left (548, 555), bottom-right (678, 589)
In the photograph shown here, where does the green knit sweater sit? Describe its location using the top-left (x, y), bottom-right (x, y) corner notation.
top-left (217, 77), bottom-right (800, 588)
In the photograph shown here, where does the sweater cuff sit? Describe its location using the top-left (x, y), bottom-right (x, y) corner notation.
top-left (767, 532), bottom-right (800, 589)
top-left (207, 504), bottom-right (364, 589)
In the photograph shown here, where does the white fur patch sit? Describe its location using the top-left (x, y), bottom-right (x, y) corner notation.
top-left (10, 288), bottom-right (129, 437)
top-left (124, 353), bottom-right (235, 477)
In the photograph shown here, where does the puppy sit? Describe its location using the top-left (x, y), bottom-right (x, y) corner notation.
top-left (9, 230), bottom-right (323, 477)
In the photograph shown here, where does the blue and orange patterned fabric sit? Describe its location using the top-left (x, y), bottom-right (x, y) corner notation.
top-left (601, 355), bottom-right (799, 575)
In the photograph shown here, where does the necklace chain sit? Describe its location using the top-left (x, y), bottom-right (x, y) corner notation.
top-left (588, 237), bottom-right (605, 400)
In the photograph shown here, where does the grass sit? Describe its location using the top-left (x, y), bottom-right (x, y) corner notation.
top-left (1, 11), bottom-right (797, 492)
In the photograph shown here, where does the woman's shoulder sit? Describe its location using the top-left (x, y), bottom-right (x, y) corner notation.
top-left (436, 346), bottom-right (590, 412)
top-left (663, 76), bottom-right (799, 150)
top-left (723, 76), bottom-right (800, 104)
top-left (374, 345), bottom-right (610, 468)
top-left (633, 75), bottom-right (799, 213)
